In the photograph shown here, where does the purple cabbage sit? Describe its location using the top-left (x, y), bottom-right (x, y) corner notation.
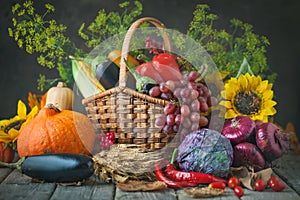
top-left (176, 128), bottom-right (233, 178)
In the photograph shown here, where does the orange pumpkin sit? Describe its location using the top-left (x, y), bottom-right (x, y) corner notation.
top-left (17, 104), bottom-right (96, 158)
top-left (0, 142), bottom-right (15, 164)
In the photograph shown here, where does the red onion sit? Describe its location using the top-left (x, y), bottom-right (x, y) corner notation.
top-left (233, 142), bottom-right (266, 172)
top-left (256, 122), bottom-right (290, 162)
top-left (221, 116), bottom-right (256, 145)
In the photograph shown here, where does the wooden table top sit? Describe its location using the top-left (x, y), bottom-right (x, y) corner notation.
top-left (0, 153), bottom-right (300, 200)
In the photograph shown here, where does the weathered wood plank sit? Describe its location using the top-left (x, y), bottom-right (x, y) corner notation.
top-left (115, 188), bottom-right (177, 200)
top-left (0, 168), bottom-right (13, 183)
top-left (0, 183), bottom-right (55, 200)
top-left (2, 169), bottom-right (32, 184)
top-left (242, 187), bottom-right (300, 200)
top-left (273, 154), bottom-right (300, 195)
top-left (50, 183), bottom-right (115, 200)
top-left (177, 185), bottom-right (300, 200)
top-left (177, 187), bottom-right (237, 200)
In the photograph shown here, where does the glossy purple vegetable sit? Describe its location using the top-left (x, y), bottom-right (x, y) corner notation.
top-left (256, 122), bottom-right (289, 162)
top-left (232, 142), bottom-right (266, 172)
top-left (0, 153), bottom-right (94, 182)
top-left (221, 116), bottom-right (256, 145)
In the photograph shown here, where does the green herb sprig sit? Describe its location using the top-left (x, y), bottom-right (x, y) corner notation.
top-left (78, 1), bottom-right (143, 49)
top-left (186, 4), bottom-right (276, 82)
top-left (8, 0), bottom-right (84, 90)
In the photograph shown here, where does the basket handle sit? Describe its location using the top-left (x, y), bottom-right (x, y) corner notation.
top-left (119, 17), bottom-right (172, 88)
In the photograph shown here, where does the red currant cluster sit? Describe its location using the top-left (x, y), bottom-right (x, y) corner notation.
top-left (98, 132), bottom-right (115, 150)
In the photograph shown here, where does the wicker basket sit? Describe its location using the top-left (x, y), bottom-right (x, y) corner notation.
top-left (82, 17), bottom-right (179, 150)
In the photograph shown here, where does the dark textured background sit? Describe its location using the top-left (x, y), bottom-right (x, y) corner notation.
top-left (1, 0), bottom-right (299, 136)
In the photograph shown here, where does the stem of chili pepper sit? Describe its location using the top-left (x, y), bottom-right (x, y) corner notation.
top-left (154, 160), bottom-right (198, 189)
top-left (165, 148), bottom-right (227, 184)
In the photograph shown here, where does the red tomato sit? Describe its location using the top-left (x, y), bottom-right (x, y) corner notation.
top-left (271, 181), bottom-right (286, 192)
top-left (268, 176), bottom-right (280, 186)
top-left (254, 179), bottom-right (267, 192)
top-left (228, 177), bottom-right (240, 189)
top-left (268, 176), bottom-right (286, 192)
top-left (208, 182), bottom-right (226, 190)
top-left (233, 186), bottom-right (244, 198)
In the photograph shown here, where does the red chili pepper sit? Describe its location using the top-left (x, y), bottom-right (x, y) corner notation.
top-left (154, 160), bottom-right (198, 189)
top-left (208, 182), bottom-right (227, 190)
top-left (164, 149), bottom-right (227, 184)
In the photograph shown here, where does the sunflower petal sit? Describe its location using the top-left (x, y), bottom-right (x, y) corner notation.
top-left (257, 80), bottom-right (269, 93)
top-left (8, 128), bottom-right (20, 142)
top-left (251, 114), bottom-right (264, 122)
top-left (238, 74), bottom-right (248, 90)
top-left (263, 100), bottom-right (277, 107)
top-left (0, 119), bottom-right (10, 130)
top-left (262, 90), bottom-right (274, 101)
top-left (20, 106), bottom-right (38, 131)
top-left (225, 109), bottom-right (237, 119)
top-left (0, 130), bottom-right (12, 143)
top-left (262, 107), bottom-right (277, 116)
top-left (219, 100), bottom-right (233, 108)
top-left (266, 83), bottom-right (273, 90)
top-left (17, 100), bottom-right (27, 119)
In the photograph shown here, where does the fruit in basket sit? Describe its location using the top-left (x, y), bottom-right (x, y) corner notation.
top-left (153, 70), bottom-right (217, 135)
top-left (221, 116), bottom-right (256, 145)
top-left (45, 82), bottom-right (74, 110)
top-left (232, 142), bottom-right (266, 172)
top-left (17, 104), bottom-right (96, 158)
top-left (256, 122), bottom-right (289, 162)
top-left (142, 83), bottom-right (157, 94)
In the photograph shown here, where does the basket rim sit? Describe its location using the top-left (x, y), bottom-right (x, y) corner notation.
top-left (82, 86), bottom-right (170, 106)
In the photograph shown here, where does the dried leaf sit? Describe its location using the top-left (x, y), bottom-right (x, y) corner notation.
top-left (284, 122), bottom-right (300, 155)
top-left (184, 187), bottom-right (225, 198)
top-left (230, 166), bottom-right (273, 190)
top-left (116, 180), bottom-right (167, 192)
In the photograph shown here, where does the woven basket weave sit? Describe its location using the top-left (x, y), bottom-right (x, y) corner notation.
top-left (82, 17), bottom-right (178, 150)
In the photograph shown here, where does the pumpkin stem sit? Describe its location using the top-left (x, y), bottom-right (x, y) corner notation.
top-left (0, 157), bottom-right (25, 172)
top-left (57, 82), bottom-right (67, 88)
top-left (44, 104), bottom-right (61, 113)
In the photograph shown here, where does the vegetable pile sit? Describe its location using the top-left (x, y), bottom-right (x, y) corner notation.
top-left (221, 116), bottom-right (290, 171)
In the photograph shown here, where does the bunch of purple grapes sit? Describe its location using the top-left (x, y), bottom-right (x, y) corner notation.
top-left (152, 71), bottom-right (218, 136)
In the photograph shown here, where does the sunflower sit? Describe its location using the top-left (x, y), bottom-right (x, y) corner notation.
top-left (219, 73), bottom-right (277, 122)
top-left (0, 100), bottom-right (38, 149)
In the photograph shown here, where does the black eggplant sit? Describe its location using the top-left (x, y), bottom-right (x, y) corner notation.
top-left (96, 60), bottom-right (136, 89)
top-left (0, 153), bottom-right (94, 183)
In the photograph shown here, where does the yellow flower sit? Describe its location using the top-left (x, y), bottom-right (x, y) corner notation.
top-left (219, 73), bottom-right (276, 122)
top-left (0, 100), bottom-right (38, 145)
